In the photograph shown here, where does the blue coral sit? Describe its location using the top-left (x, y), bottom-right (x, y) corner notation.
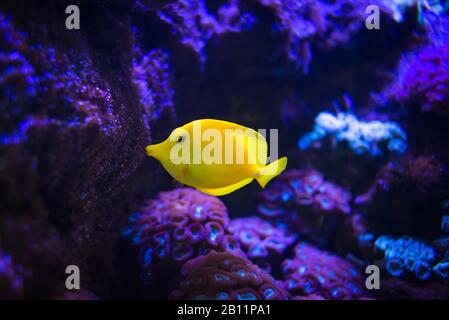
top-left (374, 236), bottom-right (436, 280)
top-left (298, 111), bottom-right (408, 156)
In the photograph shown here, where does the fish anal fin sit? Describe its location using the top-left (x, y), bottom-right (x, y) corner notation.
top-left (196, 178), bottom-right (254, 196)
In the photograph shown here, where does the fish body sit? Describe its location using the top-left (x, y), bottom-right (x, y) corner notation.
top-left (145, 119), bottom-right (287, 196)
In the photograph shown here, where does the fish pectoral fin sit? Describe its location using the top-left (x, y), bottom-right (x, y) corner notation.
top-left (196, 178), bottom-right (254, 196)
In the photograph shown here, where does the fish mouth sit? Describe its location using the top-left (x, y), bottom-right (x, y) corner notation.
top-left (145, 144), bottom-right (157, 157)
top-left (145, 143), bottom-right (163, 159)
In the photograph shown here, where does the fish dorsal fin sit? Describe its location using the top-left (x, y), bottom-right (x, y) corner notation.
top-left (196, 177), bottom-right (254, 196)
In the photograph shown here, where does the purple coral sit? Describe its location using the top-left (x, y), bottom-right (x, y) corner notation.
top-left (0, 12), bottom-right (121, 145)
top-left (389, 29), bottom-right (449, 113)
top-left (257, 169), bottom-right (356, 249)
top-left (229, 217), bottom-right (296, 274)
top-left (282, 243), bottom-right (368, 299)
top-left (156, 0), bottom-right (254, 62)
top-left (0, 6), bottom-right (171, 298)
top-left (123, 188), bottom-right (243, 291)
top-left (0, 249), bottom-right (25, 299)
top-left (0, 13), bottom-right (36, 136)
top-left (132, 47), bottom-right (175, 129)
top-left (170, 250), bottom-right (290, 300)
top-left (256, 0), bottom-right (378, 72)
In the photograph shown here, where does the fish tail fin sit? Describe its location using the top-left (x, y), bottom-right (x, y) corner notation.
top-left (256, 157), bottom-right (287, 188)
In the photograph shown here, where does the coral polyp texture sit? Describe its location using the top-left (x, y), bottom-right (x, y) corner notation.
top-left (155, 0), bottom-right (254, 62)
top-left (132, 47), bottom-right (175, 128)
top-left (123, 188), bottom-right (243, 295)
top-left (281, 243), bottom-right (368, 300)
top-left (0, 12), bottom-right (121, 144)
top-left (374, 236), bottom-right (434, 280)
top-left (372, 235), bottom-right (449, 281)
top-left (169, 250), bottom-right (290, 300)
top-left (388, 26), bottom-right (449, 113)
top-left (1, 0), bottom-right (449, 301)
top-left (229, 217), bottom-right (296, 274)
top-left (298, 111), bottom-right (408, 156)
top-left (257, 169), bottom-right (357, 250)
top-left (255, 0), bottom-right (387, 72)
top-left (0, 2), bottom-right (174, 299)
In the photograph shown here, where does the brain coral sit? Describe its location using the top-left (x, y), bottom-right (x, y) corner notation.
top-left (123, 188), bottom-right (243, 295)
top-left (282, 243), bottom-right (368, 300)
top-left (229, 217), bottom-right (295, 274)
top-left (170, 250), bottom-right (290, 300)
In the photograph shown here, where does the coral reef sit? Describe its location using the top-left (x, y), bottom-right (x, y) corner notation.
top-left (255, 0), bottom-right (384, 72)
top-left (387, 21), bottom-right (449, 113)
top-left (379, 0), bottom-right (447, 23)
top-left (229, 217), bottom-right (295, 274)
top-left (132, 47), bottom-right (175, 129)
top-left (257, 169), bottom-right (358, 251)
top-left (0, 1), bottom-right (175, 298)
top-left (1, 0), bottom-right (449, 301)
top-left (355, 154), bottom-right (448, 238)
top-left (281, 243), bottom-right (368, 299)
top-left (123, 188), bottom-right (243, 297)
top-left (170, 250), bottom-right (290, 300)
top-left (298, 111), bottom-right (408, 156)
top-left (374, 235), bottom-right (436, 280)
top-left (155, 0), bottom-right (254, 63)
top-left (361, 213), bottom-right (449, 282)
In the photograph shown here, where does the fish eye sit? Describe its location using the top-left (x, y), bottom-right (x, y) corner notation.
top-left (177, 135), bottom-right (184, 143)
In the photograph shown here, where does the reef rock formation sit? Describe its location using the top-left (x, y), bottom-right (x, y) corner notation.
top-left (0, 1), bottom-right (175, 298)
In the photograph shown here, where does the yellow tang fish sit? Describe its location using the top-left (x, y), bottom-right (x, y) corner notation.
top-left (145, 119), bottom-right (287, 196)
